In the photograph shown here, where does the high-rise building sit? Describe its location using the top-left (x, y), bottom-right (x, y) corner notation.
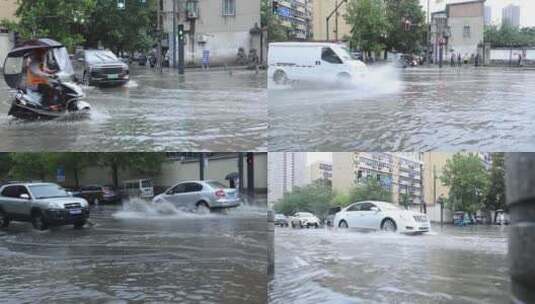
top-left (484, 5), bottom-right (492, 25)
top-left (502, 4), bottom-right (520, 27)
top-left (312, 0), bottom-right (351, 41)
top-left (274, 0), bottom-right (313, 40)
top-left (332, 153), bottom-right (424, 209)
top-left (268, 152), bottom-right (307, 205)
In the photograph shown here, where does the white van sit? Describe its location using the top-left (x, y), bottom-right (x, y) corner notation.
top-left (268, 42), bottom-right (367, 85)
top-left (122, 179), bottom-right (154, 199)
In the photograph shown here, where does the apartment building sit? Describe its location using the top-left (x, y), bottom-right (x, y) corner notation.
top-left (312, 0), bottom-right (351, 41)
top-left (502, 4), bottom-right (520, 27)
top-left (305, 160), bottom-right (333, 186)
top-left (274, 0), bottom-right (313, 40)
top-left (332, 152), bottom-right (423, 208)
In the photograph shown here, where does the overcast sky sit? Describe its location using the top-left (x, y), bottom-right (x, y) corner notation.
top-left (419, 0), bottom-right (535, 26)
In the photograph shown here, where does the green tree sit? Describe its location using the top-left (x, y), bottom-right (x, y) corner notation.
top-left (440, 153), bottom-right (490, 215)
top-left (347, 178), bottom-right (393, 205)
top-left (84, 0), bottom-right (156, 54)
top-left (274, 181), bottom-right (334, 219)
top-left (261, 0), bottom-right (289, 42)
top-left (2, 0), bottom-right (97, 51)
top-left (345, 0), bottom-right (388, 56)
top-left (484, 153), bottom-right (506, 213)
top-left (0, 153), bottom-right (13, 180)
top-left (484, 24), bottom-right (535, 47)
top-left (8, 153), bottom-right (59, 181)
top-left (96, 153), bottom-right (166, 188)
top-left (54, 153), bottom-right (95, 188)
top-left (399, 192), bottom-right (410, 209)
top-left (384, 0), bottom-right (425, 55)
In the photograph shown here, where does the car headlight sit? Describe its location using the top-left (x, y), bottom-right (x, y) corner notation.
top-left (47, 202), bottom-right (63, 209)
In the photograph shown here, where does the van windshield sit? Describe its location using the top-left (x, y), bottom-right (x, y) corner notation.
top-left (336, 47), bottom-right (353, 61)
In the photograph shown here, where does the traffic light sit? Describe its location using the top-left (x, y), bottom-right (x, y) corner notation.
top-left (117, 0), bottom-right (125, 9)
top-left (177, 24), bottom-right (184, 42)
top-left (272, 1), bottom-right (279, 14)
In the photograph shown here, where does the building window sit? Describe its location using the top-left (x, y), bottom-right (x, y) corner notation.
top-left (463, 25), bottom-right (471, 38)
top-left (222, 0), bottom-right (236, 16)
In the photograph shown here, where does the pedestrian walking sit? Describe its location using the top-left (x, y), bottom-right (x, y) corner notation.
top-left (202, 49), bottom-right (210, 70)
top-left (475, 53), bottom-right (480, 67)
top-left (450, 53), bottom-right (455, 67)
top-left (457, 53), bottom-right (462, 67)
top-left (518, 54), bottom-right (523, 67)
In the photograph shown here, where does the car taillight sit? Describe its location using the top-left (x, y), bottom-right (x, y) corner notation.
top-left (215, 190), bottom-right (226, 198)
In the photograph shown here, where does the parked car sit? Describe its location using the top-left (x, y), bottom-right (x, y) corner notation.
top-left (290, 212), bottom-right (320, 228)
top-left (268, 42), bottom-right (367, 85)
top-left (73, 49), bottom-right (129, 87)
top-left (122, 179), bottom-right (154, 200)
top-left (453, 211), bottom-right (473, 226)
top-left (152, 180), bottom-right (241, 213)
top-left (326, 206), bottom-right (341, 227)
top-left (77, 185), bottom-right (121, 205)
top-left (495, 209), bottom-right (510, 225)
top-left (274, 214), bottom-right (289, 227)
top-left (0, 182), bottom-right (90, 230)
top-left (334, 201), bottom-right (430, 234)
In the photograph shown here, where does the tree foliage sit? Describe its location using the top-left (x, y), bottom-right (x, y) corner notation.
top-left (274, 181), bottom-right (334, 218)
top-left (384, 0), bottom-right (425, 54)
top-left (483, 153), bottom-right (506, 211)
top-left (440, 153), bottom-right (490, 214)
top-left (97, 153), bottom-right (166, 187)
top-left (1, 0), bottom-right (156, 53)
top-left (345, 0), bottom-right (388, 54)
top-left (261, 0), bottom-right (289, 42)
top-left (347, 178), bottom-right (393, 205)
top-left (485, 24), bottom-right (535, 47)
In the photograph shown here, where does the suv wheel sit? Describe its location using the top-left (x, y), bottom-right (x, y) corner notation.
top-left (32, 211), bottom-right (48, 231)
top-left (0, 209), bottom-right (10, 228)
top-left (381, 218), bottom-right (397, 232)
top-left (74, 220), bottom-right (86, 229)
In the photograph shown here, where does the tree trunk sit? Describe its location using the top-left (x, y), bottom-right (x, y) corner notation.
top-left (112, 163), bottom-right (119, 188)
top-left (74, 167), bottom-right (80, 188)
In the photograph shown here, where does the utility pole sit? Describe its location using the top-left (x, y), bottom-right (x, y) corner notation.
top-left (199, 153), bottom-right (206, 180)
top-left (247, 153), bottom-right (255, 198)
top-left (326, 0), bottom-right (347, 41)
top-left (157, 0), bottom-right (163, 73)
top-left (426, 0), bottom-right (430, 65)
top-left (505, 153), bottom-right (535, 304)
top-left (172, 0), bottom-right (177, 69)
top-left (238, 153), bottom-right (244, 193)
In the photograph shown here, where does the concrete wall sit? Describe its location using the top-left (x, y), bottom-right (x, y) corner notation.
top-left (163, 0), bottom-right (261, 66)
top-left (0, 0), bottom-right (18, 22)
top-left (61, 154), bottom-right (268, 193)
top-left (489, 48), bottom-right (535, 66)
top-left (427, 204), bottom-right (453, 223)
top-left (332, 152), bottom-right (354, 193)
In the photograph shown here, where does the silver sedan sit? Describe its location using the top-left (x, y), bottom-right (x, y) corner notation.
top-left (152, 180), bottom-right (241, 213)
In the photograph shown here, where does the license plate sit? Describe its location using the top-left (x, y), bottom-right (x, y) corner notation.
top-left (107, 74), bottom-right (119, 79)
top-left (69, 209), bottom-right (82, 215)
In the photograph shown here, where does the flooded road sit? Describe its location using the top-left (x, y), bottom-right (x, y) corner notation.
top-left (0, 67), bottom-right (267, 151)
top-left (0, 202), bottom-right (268, 303)
top-left (269, 225), bottom-right (509, 304)
top-left (269, 66), bottom-right (535, 151)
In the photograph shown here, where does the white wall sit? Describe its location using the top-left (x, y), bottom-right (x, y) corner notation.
top-left (426, 204), bottom-right (453, 223)
top-left (490, 48), bottom-right (535, 61)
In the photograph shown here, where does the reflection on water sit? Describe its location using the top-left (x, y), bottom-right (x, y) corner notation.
top-left (0, 67), bottom-right (267, 151)
top-left (269, 67), bottom-right (535, 151)
top-left (0, 205), bottom-right (268, 303)
top-left (270, 225), bottom-right (509, 304)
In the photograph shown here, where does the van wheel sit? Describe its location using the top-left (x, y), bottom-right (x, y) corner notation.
top-left (0, 209), bottom-right (10, 228)
top-left (196, 201), bottom-right (210, 214)
top-left (336, 73), bottom-right (351, 85)
top-left (273, 70), bottom-right (288, 85)
top-left (32, 211), bottom-right (48, 231)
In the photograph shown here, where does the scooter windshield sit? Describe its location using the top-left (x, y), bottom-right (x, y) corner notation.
top-left (51, 47), bottom-right (74, 76)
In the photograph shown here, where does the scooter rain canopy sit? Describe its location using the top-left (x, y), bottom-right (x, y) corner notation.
top-left (3, 38), bottom-right (66, 89)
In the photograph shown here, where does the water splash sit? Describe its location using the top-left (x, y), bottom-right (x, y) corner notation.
top-left (112, 198), bottom-right (215, 219)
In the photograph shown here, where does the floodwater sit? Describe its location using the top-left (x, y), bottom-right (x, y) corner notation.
top-left (269, 66), bottom-right (535, 151)
top-left (0, 67), bottom-right (267, 151)
top-left (269, 225), bottom-right (509, 304)
top-left (0, 201), bottom-right (268, 303)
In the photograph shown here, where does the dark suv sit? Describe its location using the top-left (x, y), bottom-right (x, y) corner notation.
top-left (78, 184), bottom-right (121, 205)
top-left (0, 183), bottom-right (90, 230)
top-left (73, 49), bottom-right (129, 87)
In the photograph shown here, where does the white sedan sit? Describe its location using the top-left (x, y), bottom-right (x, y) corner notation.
top-left (334, 201), bottom-right (430, 234)
top-left (290, 212), bottom-right (320, 228)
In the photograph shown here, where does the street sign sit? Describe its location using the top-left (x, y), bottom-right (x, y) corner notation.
top-left (56, 167), bottom-right (65, 183)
